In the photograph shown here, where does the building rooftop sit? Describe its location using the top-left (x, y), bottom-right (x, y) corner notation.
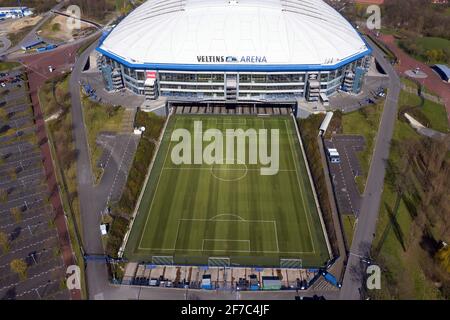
top-left (99, 0), bottom-right (370, 70)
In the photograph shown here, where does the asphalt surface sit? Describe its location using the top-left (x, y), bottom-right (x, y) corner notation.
top-left (0, 36), bottom-right (11, 55)
top-left (325, 136), bottom-right (365, 216)
top-left (339, 37), bottom-right (402, 300)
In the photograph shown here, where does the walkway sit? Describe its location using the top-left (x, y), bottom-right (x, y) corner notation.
top-left (375, 32), bottom-right (450, 125)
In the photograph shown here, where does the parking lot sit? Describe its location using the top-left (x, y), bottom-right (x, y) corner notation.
top-left (0, 69), bottom-right (70, 300)
top-left (96, 131), bottom-right (140, 203)
top-left (325, 135), bottom-right (366, 216)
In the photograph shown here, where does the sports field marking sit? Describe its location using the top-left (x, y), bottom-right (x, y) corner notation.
top-left (209, 214), bottom-right (246, 221)
top-left (202, 239), bottom-right (251, 252)
top-left (162, 167), bottom-right (296, 172)
top-left (284, 120), bottom-right (315, 253)
top-left (134, 116), bottom-right (321, 260)
top-left (136, 248), bottom-right (313, 254)
top-left (273, 221), bottom-right (280, 252)
top-left (139, 218), bottom-right (287, 253)
top-left (210, 163), bottom-right (248, 182)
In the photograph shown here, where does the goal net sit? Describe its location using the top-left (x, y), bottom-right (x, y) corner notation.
top-left (280, 258), bottom-right (302, 269)
top-left (208, 257), bottom-right (231, 267)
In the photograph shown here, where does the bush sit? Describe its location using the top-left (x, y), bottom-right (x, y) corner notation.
top-left (298, 115), bottom-right (339, 257)
top-left (51, 23), bottom-right (61, 32)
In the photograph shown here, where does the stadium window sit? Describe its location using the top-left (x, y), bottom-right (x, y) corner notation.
top-left (212, 74), bottom-right (224, 82)
top-left (136, 71), bottom-right (145, 81)
top-left (239, 74), bottom-right (251, 82)
top-left (252, 75), bottom-right (266, 83)
top-left (198, 74), bottom-right (211, 82)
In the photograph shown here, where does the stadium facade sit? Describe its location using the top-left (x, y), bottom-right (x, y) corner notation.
top-left (97, 0), bottom-right (372, 106)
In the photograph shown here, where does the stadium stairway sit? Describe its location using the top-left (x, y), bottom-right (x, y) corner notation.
top-left (308, 276), bottom-right (340, 291)
top-left (120, 108), bottom-right (137, 133)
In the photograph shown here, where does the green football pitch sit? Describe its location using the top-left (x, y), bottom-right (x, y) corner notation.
top-left (123, 115), bottom-right (330, 267)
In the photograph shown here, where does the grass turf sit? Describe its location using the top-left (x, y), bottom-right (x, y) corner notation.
top-left (124, 115), bottom-right (330, 267)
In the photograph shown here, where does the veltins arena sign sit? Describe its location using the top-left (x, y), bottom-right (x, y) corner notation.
top-left (197, 55), bottom-right (268, 63)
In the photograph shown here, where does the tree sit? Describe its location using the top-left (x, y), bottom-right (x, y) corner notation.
top-left (436, 246), bottom-right (450, 273)
top-left (52, 23), bottom-right (61, 32)
top-left (10, 259), bottom-right (28, 280)
top-left (0, 231), bottom-right (9, 253)
top-left (11, 207), bottom-right (22, 223)
top-left (0, 188), bottom-right (7, 203)
top-left (0, 108), bottom-right (8, 121)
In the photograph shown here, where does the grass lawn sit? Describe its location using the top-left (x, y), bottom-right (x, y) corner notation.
top-left (0, 61), bottom-right (20, 71)
top-left (399, 81), bottom-right (449, 133)
top-left (380, 27), bottom-right (401, 37)
top-left (370, 121), bottom-right (442, 299)
top-left (421, 100), bottom-right (449, 133)
top-left (342, 102), bottom-right (384, 194)
top-left (8, 25), bottom-right (35, 47)
top-left (399, 36), bottom-right (450, 64)
top-left (124, 115), bottom-right (330, 267)
top-left (415, 37), bottom-right (450, 52)
top-left (82, 96), bottom-right (125, 183)
top-left (342, 215), bottom-right (356, 248)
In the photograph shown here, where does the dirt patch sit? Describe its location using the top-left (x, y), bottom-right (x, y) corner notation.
top-left (0, 16), bottom-right (41, 35)
top-left (38, 15), bottom-right (92, 42)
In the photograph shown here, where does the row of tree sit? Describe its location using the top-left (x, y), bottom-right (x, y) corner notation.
top-left (383, 0), bottom-right (450, 40)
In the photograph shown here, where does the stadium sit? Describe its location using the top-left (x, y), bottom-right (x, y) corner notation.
top-left (96, 0), bottom-right (372, 108)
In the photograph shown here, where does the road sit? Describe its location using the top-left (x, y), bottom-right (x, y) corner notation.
top-left (0, 36), bottom-right (12, 55)
top-left (70, 38), bottom-right (114, 298)
top-left (339, 37), bottom-right (402, 300)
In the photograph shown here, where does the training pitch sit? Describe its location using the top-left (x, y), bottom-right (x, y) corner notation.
top-left (123, 115), bottom-right (330, 267)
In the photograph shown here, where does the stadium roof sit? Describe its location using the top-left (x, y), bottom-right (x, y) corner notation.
top-left (98, 0), bottom-right (371, 71)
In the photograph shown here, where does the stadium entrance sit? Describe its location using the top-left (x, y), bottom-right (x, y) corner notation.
top-left (170, 102), bottom-right (297, 116)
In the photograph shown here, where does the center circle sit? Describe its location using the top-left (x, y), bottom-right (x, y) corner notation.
top-left (210, 159), bottom-right (248, 182)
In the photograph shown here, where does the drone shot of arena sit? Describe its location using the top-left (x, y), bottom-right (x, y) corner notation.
top-left (1, 0), bottom-right (448, 307)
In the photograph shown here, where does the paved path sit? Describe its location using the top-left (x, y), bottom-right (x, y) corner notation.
top-left (339, 37), bottom-right (402, 300)
top-left (404, 113), bottom-right (449, 141)
top-left (375, 32), bottom-right (450, 125)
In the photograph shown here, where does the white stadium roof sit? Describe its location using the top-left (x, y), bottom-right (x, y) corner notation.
top-left (98, 0), bottom-right (371, 71)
